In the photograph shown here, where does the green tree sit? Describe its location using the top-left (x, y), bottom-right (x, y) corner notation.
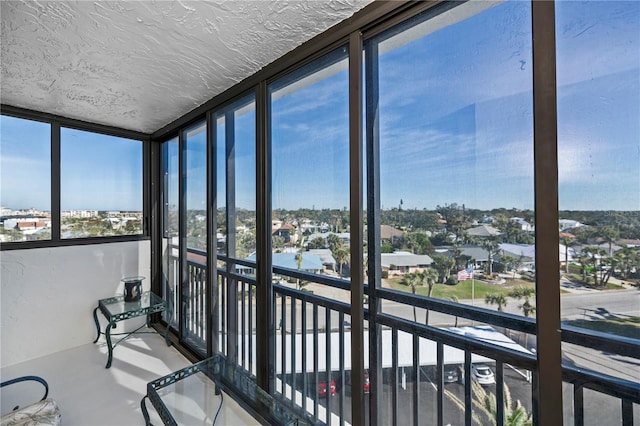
top-left (474, 381), bottom-right (532, 426)
top-left (560, 234), bottom-right (576, 273)
top-left (445, 382), bottom-right (532, 426)
top-left (295, 236), bottom-right (307, 290)
top-left (436, 203), bottom-right (471, 243)
top-left (400, 272), bottom-right (420, 322)
top-left (509, 287), bottom-right (536, 317)
top-left (485, 293), bottom-right (507, 312)
top-left (327, 233), bottom-right (342, 253)
top-left (478, 237), bottom-right (501, 275)
top-left (576, 249), bottom-right (592, 282)
top-left (406, 232), bottom-right (433, 255)
top-left (600, 226), bottom-right (619, 257)
top-left (334, 247), bottom-right (350, 278)
top-left (582, 246), bottom-right (606, 287)
top-left (616, 246), bottom-right (640, 279)
top-left (417, 268), bottom-right (439, 324)
top-left (307, 236), bottom-right (326, 249)
top-left (500, 255), bottom-right (517, 279)
top-left (272, 235), bottom-right (285, 252)
top-left (450, 295), bottom-right (460, 327)
top-left (294, 252), bottom-right (304, 290)
top-left (432, 254), bottom-right (455, 284)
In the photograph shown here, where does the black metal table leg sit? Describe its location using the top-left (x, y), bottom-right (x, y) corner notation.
top-left (93, 306), bottom-right (101, 343)
top-left (141, 396), bottom-right (154, 426)
top-left (105, 322), bottom-right (115, 368)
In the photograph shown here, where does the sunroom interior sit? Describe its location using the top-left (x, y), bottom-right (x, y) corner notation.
top-left (1, 1), bottom-right (639, 425)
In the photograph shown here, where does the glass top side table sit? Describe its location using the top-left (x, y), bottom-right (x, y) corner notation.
top-left (93, 291), bottom-right (170, 368)
top-left (142, 354), bottom-right (313, 426)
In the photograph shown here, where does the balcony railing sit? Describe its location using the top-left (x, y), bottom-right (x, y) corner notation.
top-left (167, 252), bottom-right (639, 425)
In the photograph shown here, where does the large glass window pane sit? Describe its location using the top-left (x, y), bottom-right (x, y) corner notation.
top-left (214, 96), bottom-right (256, 262)
top-left (185, 122), bottom-right (207, 252)
top-left (214, 95), bottom-right (256, 372)
top-left (269, 49), bottom-right (350, 414)
top-left (183, 122), bottom-right (207, 354)
top-left (368, 1), bottom-right (535, 422)
top-left (556, 0), bottom-right (639, 414)
top-left (269, 47), bottom-right (350, 293)
top-left (371, 0), bottom-right (534, 313)
top-left (60, 128), bottom-right (142, 238)
top-left (0, 115), bottom-right (51, 242)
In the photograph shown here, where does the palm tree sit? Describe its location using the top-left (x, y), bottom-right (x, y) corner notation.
top-left (295, 236), bottom-right (306, 290)
top-left (576, 249), bottom-right (591, 283)
top-left (560, 234), bottom-right (576, 273)
top-left (500, 254), bottom-right (517, 279)
top-left (600, 226), bottom-right (619, 257)
top-left (480, 237), bottom-right (501, 276)
top-left (509, 287), bottom-right (536, 317)
top-left (327, 233), bottom-right (342, 253)
top-left (294, 252), bottom-right (304, 290)
top-left (473, 381), bottom-right (533, 426)
top-left (450, 295), bottom-right (459, 327)
top-left (485, 293), bottom-right (507, 312)
top-left (616, 246), bottom-right (640, 280)
top-left (445, 382), bottom-right (532, 426)
top-left (583, 246), bottom-right (606, 287)
top-left (333, 246), bottom-right (349, 277)
top-left (418, 267), bottom-right (439, 324)
top-left (401, 272), bottom-right (419, 322)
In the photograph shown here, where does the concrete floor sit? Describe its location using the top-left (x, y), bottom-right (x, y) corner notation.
top-left (0, 331), bottom-right (258, 425)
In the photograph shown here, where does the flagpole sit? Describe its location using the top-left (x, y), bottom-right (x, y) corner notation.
top-left (471, 266), bottom-right (475, 326)
top-left (472, 273), bottom-right (475, 306)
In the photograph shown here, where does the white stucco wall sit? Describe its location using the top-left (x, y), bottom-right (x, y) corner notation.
top-left (0, 241), bottom-right (151, 368)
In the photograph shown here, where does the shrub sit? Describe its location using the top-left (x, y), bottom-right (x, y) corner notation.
top-left (446, 276), bottom-right (458, 285)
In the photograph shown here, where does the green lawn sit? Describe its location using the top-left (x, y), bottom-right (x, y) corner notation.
top-left (564, 317), bottom-right (640, 340)
top-left (385, 277), bottom-right (535, 300)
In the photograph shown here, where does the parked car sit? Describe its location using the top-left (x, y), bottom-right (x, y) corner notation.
top-left (443, 365), bottom-right (460, 384)
top-left (471, 364), bottom-right (495, 385)
top-left (305, 372), bottom-right (336, 397)
top-left (344, 370), bottom-right (370, 395)
top-left (363, 370), bottom-right (370, 393)
top-left (317, 378), bottom-right (336, 397)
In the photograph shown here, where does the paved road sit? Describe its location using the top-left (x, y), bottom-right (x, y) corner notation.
top-left (276, 286), bottom-right (639, 330)
top-left (559, 289), bottom-right (640, 321)
top-left (263, 287), bottom-right (640, 341)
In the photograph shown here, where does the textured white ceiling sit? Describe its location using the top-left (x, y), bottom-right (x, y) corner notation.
top-left (1, 0), bottom-right (373, 134)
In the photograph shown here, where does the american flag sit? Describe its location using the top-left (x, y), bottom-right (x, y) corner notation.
top-left (457, 266), bottom-right (474, 281)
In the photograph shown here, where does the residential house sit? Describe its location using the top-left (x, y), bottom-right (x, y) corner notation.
top-left (1, 1), bottom-right (636, 425)
top-left (381, 251), bottom-right (433, 275)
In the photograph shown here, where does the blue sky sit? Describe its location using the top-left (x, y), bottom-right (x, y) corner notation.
top-left (1, 1), bottom-right (638, 213)
top-left (270, 0), bottom-right (639, 212)
top-left (0, 118), bottom-right (142, 211)
top-left (0, 116), bottom-right (51, 210)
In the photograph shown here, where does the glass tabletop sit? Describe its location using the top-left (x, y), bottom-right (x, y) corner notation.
top-left (147, 354), bottom-right (312, 426)
top-left (99, 291), bottom-right (165, 316)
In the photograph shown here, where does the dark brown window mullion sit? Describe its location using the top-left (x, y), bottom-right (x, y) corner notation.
top-left (532, 1), bottom-right (563, 424)
top-left (51, 122), bottom-right (61, 241)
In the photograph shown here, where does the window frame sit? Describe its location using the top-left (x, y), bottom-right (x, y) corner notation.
top-left (0, 105), bottom-right (150, 250)
top-left (151, 2), bottom-right (568, 423)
